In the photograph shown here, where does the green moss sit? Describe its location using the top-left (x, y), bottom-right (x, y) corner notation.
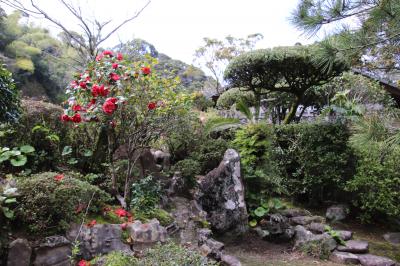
top-left (369, 240), bottom-right (400, 262)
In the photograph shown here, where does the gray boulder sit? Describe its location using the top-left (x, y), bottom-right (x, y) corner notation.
top-left (337, 230), bottom-right (353, 241)
top-left (195, 149), bottom-right (248, 235)
top-left (280, 208), bottom-right (311, 218)
top-left (383, 232), bottom-right (400, 245)
top-left (290, 215), bottom-right (325, 226)
top-left (337, 240), bottom-right (369, 254)
top-left (7, 238), bottom-right (31, 266)
top-left (294, 225), bottom-right (337, 253)
top-left (307, 223), bottom-right (326, 234)
top-left (260, 214), bottom-right (295, 241)
top-left (128, 219), bottom-right (167, 246)
top-left (33, 236), bottom-right (71, 266)
top-left (66, 223), bottom-right (132, 260)
top-left (329, 251), bottom-right (359, 264)
top-left (221, 254), bottom-right (242, 266)
top-left (326, 204), bottom-right (349, 222)
top-left (358, 254), bottom-right (398, 266)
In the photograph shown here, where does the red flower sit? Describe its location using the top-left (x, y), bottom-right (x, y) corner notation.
top-left (79, 82), bottom-right (87, 89)
top-left (141, 66), bottom-right (151, 75)
top-left (87, 220), bottom-right (97, 227)
top-left (70, 80), bottom-right (78, 88)
top-left (92, 84), bottom-right (109, 97)
top-left (114, 208), bottom-right (128, 217)
top-left (96, 54), bottom-right (104, 61)
top-left (110, 73), bottom-right (120, 81)
top-left (54, 173), bottom-right (64, 182)
top-left (112, 63), bottom-right (119, 69)
top-left (117, 53), bottom-right (123, 61)
top-left (72, 105), bottom-right (83, 112)
top-left (78, 260), bottom-right (90, 266)
top-left (147, 102), bottom-right (156, 110)
top-left (72, 113), bottom-right (82, 123)
top-left (120, 223), bottom-right (128, 230)
top-left (103, 50), bottom-right (113, 56)
top-left (102, 98), bottom-right (118, 115)
top-left (61, 114), bottom-right (70, 122)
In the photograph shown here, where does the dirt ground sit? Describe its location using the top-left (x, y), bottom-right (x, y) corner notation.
top-left (219, 221), bottom-right (400, 266)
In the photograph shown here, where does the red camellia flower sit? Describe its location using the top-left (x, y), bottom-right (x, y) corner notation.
top-left (110, 73), bottom-right (120, 81)
top-left (141, 66), bottom-right (151, 75)
top-left (54, 173), bottom-right (64, 182)
top-left (87, 220), bottom-right (97, 227)
top-left (71, 113), bottom-right (82, 123)
top-left (102, 98), bottom-right (118, 115)
top-left (78, 259), bottom-right (90, 266)
top-left (61, 114), bottom-right (70, 122)
top-left (112, 63), bottom-right (118, 69)
top-left (72, 105), bottom-right (83, 112)
top-left (96, 54), bottom-right (104, 61)
top-left (114, 208), bottom-right (128, 217)
top-left (120, 223), bottom-right (128, 230)
top-left (147, 102), bottom-right (156, 110)
top-left (117, 53), bottom-right (123, 60)
top-left (102, 50), bottom-right (113, 56)
top-left (79, 81), bottom-right (87, 89)
top-left (92, 84), bottom-right (109, 97)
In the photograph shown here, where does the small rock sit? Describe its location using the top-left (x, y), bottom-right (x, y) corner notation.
top-left (326, 204), bottom-right (349, 222)
top-left (205, 238), bottom-right (224, 260)
top-left (7, 238), bottom-right (31, 266)
top-left (294, 226), bottom-right (337, 252)
top-left (253, 226), bottom-right (269, 238)
top-left (33, 236), bottom-right (71, 266)
top-left (221, 254), bottom-right (242, 266)
top-left (337, 240), bottom-right (369, 254)
top-left (383, 232), bottom-right (400, 245)
top-left (358, 254), bottom-right (397, 266)
top-left (290, 216), bottom-right (325, 225)
top-left (329, 251), bottom-right (359, 264)
top-left (337, 230), bottom-right (353, 241)
top-left (128, 219), bottom-right (167, 244)
top-left (197, 228), bottom-right (212, 245)
top-left (280, 208), bottom-right (311, 218)
top-left (307, 223), bottom-right (326, 234)
top-left (199, 244), bottom-right (212, 256)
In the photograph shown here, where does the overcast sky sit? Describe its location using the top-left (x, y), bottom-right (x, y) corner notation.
top-left (5, 0), bottom-right (320, 65)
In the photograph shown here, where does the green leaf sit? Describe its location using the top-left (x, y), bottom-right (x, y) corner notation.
top-left (249, 219), bottom-right (258, 227)
top-left (20, 145), bottom-right (35, 154)
top-left (4, 198), bottom-right (17, 204)
top-left (83, 149), bottom-right (93, 157)
top-left (254, 206), bottom-right (268, 217)
top-left (62, 146), bottom-right (73, 156)
top-left (0, 152), bottom-right (11, 162)
top-left (46, 134), bottom-right (60, 142)
top-left (67, 158), bottom-right (78, 165)
top-left (10, 150), bottom-right (21, 156)
top-left (1, 147), bottom-right (10, 152)
top-left (2, 207), bottom-right (14, 219)
top-left (10, 155), bottom-right (27, 167)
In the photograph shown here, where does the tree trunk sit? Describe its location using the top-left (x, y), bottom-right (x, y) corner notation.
top-left (283, 95), bottom-right (302, 124)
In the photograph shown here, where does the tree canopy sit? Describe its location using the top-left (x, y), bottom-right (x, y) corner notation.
top-left (224, 45), bottom-right (348, 123)
top-left (291, 0), bottom-right (400, 73)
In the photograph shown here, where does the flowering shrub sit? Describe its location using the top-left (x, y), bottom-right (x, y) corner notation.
top-left (62, 51), bottom-right (192, 206)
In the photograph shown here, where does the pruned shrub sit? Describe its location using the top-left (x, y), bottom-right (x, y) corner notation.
top-left (172, 158), bottom-right (201, 188)
top-left (17, 172), bottom-right (111, 234)
top-left (216, 87), bottom-right (256, 109)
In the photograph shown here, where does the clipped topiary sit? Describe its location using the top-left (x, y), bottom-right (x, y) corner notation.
top-left (17, 172), bottom-right (111, 235)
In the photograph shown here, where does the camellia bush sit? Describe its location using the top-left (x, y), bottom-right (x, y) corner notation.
top-left (62, 51), bottom-right (192, 207)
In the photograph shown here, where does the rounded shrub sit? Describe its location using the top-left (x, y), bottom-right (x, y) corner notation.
top-left (216, 87), bottom-right (256, 109)
top-left (172, 158), bottom-right (201, 187)
top-left (17, 172), bottom-right (111, 234)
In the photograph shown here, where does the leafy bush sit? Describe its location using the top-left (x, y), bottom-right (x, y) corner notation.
top-left (17, 172), bottom-right (111, 234)
top-left (275, 122), bottom-right (354, 204)
top-left (346, 115), bottom-right (400, 223)
top-left (216, 87), bottom-right (256, 109)
top-left (172, 158), bottom-right (201, 188)
top-left (0, 64), bottom-right (20, 123)
top-left (233, 123), bottom-right (286, 206)
top-left (130, 176), bottom-right (161, 215)
top-left (93, 242), bottom-right (216, 265)
top-left (190, 137), bottom-right (228, 174)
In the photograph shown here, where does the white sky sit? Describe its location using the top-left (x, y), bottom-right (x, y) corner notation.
top-left (4, 0), bottom-right (319, 66)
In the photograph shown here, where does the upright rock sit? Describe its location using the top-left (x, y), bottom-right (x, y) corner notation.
top-left (33, 236), bottom-right (71, 266)
top-left (195, 149), bottom-right (248, 235)
top-left (326, 204), bottom-right (349, 222)
top-left (7, 238), bottom-right (31, 266)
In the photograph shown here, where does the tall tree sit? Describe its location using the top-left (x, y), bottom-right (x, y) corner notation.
top-left (291, 0), bottom-right (400, 73)
top-left (224, 45), bottom-right (347, 124)
top-left (194, 33), bottom-right (263, 95)
top-left (1, 0), bottom-right (151, 63)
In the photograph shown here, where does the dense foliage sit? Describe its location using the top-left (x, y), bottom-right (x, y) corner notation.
top-left (224, 45), bottom-right (348, 123)
top-left (0, 64), bottom-right (19, 123)
top-left (216, 87), bottom-right (256, 109)
top-left (17, 172), bottom-right (110, 234)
